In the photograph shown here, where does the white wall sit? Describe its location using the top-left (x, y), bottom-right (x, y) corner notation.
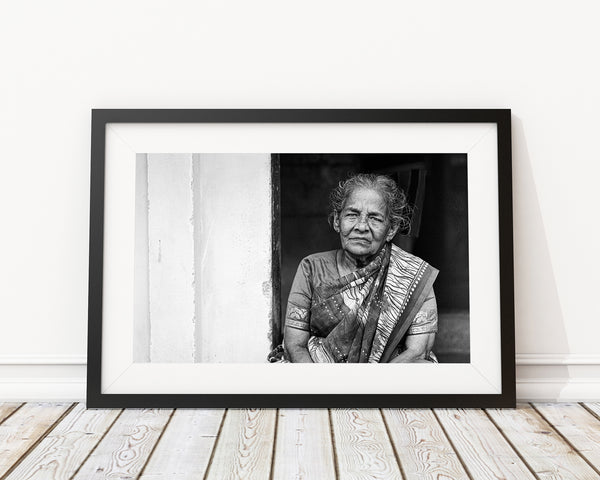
top-left (1, 0), bottom-right (599, 401)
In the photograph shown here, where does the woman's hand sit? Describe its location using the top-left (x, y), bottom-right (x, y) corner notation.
top-left (389, 332), bottom-right (435, 363)
top-left (284, 326), bottom-right (314, 363)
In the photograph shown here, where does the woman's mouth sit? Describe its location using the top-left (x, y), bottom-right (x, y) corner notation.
top-left (349, 237), bottom-right (370, 244)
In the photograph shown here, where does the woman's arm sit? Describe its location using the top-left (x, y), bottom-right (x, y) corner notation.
top-left (389, 332), bottom-right (434, 363)
top-left (389, 287), bottom-right (438, 363)
top-left (283, 258), bottom-right (314, 363)
top-left (284, 326), bottom-right (314, 363)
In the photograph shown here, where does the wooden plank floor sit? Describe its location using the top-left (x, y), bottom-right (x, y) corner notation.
top-left (1, 403), bottom-right (599, 479)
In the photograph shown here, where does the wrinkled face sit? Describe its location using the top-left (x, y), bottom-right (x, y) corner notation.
top-left (334, 187), bottom-right (398, 261)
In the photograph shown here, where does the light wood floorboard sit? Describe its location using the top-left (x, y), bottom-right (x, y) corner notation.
top-left (330, 408), bottom-right (402, 480)
top-left (1, 403), bottom-right (600, 479)
top-left (272, 408), bottom-right (336, 480)
top-left (139, 408), bottom-right (225, 479)
top-left (71, 409), bottom-right (172, 480)
top-left (0, 403), bottom-right (22, 425)
top-left (435, 408), bottom-right (537, 479)
top-left (0, 402), bottom-right (72, 478)
top-left (487, 404), bottom-right (599, 479)
top-left (533, 403), bottom-right (600, 472)
top-left (4, 403), bottom-right (120, 480)
top-left (204, 408), bottom-right (277, 480)
top-left (382, 408), bottom-right (470, 480)
top-left (582, 402), bottom-right (600, 419)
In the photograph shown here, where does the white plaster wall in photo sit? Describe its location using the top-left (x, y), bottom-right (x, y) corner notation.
top-left (133, 153), bottom-right (272, 364)
top-left (1, 0), bottom-right (599, 400)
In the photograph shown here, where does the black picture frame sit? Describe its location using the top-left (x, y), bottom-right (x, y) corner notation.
top-left (87, 109), bottom-right (515, 408)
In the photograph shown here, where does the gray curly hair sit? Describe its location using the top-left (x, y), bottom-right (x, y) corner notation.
top-left (328, 173), bottom-right (411, 232)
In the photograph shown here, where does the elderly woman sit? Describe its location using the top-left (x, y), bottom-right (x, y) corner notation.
top-left (284, 173), bottom-right (439, 363)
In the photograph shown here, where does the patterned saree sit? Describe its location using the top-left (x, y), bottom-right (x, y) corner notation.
top-left (293, 243), bottom-right (438, 363)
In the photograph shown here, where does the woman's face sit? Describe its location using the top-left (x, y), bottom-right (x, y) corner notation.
top-left (334, 187), bottom-right (398, 261)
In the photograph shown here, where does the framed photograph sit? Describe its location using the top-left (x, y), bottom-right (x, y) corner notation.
top-left (87, 109), bottom-right (515, 408)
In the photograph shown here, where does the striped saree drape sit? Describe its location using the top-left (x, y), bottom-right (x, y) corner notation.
top-left (307, 243), bottom-right (438, 363)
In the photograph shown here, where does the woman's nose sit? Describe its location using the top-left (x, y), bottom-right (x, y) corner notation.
top-left (355, 217), bottom-right (369, 231)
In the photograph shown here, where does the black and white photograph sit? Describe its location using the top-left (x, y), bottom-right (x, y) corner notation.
top-left (132, 153), bottom-right (470, 366)
top-left (276, 154), bottom-right (470, 365)
top-left (87, 109), bottom-right (513, 407)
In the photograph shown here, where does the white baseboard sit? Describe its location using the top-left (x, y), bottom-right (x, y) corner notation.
top-left (0, 354), bottom-right (87, 365)
top-left (514, 353), bottom-right (600, 402)
top-left (516, 378), bottom-right (600, 402)
top-left (0, 378), bottom-right (86, 402)
top-left (0, 354), bottom-right (598, 402)
top-left (0, 355), bottom-right (87, 401)
top-left (516, 353), bottom-right (600, 366)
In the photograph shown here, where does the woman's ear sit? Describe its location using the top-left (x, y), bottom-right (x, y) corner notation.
top-left (333, 212), bottom-right (340, 233)
top-left (386, 224), bottom-right (399, 242)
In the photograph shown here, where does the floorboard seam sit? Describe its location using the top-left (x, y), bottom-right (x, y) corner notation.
top-left (531, 403), bottom-right (600, 477)
top-left (431, 409), bottom-right (474, 480)
top-left (483, 407), bottom-right (541, 480)
top-left (0, 403), bottom-right (24, 427)
top-left (327, 409), bottom-right (340, 480)
top-left (68, 406), bottom-right (124, 480)
top-left (379, 409), bottom-right (406, 480)
top-left (580, 402), bottom-right (600, 422)
top-left (202, 408), bottom-right (228, 480)
top-left (135, 408), bottom-right (176, 479)
top-left (267, 409), bottom-right (279, 480)
top-left (0, 402), bottom-right (77, 480)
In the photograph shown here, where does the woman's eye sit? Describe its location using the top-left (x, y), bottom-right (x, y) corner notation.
top-left (370, 217), bottom-right (383, 223)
